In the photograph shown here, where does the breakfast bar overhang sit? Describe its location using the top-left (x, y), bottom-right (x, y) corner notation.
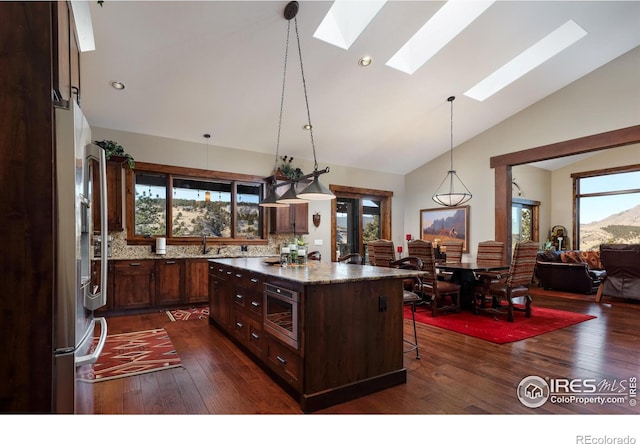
top-left (207, 257), bottom-right (425, 412)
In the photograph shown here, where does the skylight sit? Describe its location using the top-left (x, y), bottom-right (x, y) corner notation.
top-left (313, 0), bottom-right (387, 50)
top-left (465, 20), bottom-right (588, 101)
top-left (385, 0), bottom-right (495, 75)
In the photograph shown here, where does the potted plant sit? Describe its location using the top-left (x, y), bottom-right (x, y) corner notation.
top-left (93, 139), bottom-right (135, 168)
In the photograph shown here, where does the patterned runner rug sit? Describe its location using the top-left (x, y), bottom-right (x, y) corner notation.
top-left (166, 306), bottom-right (209, 321)
top-left (78, 328), bottom-right (181, 382)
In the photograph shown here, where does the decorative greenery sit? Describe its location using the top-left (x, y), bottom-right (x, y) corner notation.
top-left (278, 155), bottom-right (303, 180)
top-left (93, 139), bottom-right (135, 168)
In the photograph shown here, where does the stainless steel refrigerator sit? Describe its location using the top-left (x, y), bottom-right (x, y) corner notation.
top-left (53, 101), bottom-right (109, 413)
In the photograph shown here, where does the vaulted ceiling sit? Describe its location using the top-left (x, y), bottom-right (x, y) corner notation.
top-left (81, 1), bottom-right (640, 175)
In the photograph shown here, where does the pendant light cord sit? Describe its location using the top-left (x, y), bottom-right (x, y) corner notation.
top-left (274, 20), bottom-right (292, 174)
top-left (448, 95), bottom-right (455, 172)
top-left (294, 17), bottom-right (318, 173)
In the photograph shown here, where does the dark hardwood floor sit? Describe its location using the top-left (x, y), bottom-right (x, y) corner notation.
top-left (88, 289), bottom-right (640, 416)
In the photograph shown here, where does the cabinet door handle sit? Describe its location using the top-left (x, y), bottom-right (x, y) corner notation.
top-left (165, 260), bottom-right (176, 264)
top-left (235, 273), bottom-right (243, 278)
top-left (250, 278), bottom-right (259, 284)
top-left (129, 262), bottom-right (140, 267)
top-left (276, 355), bottom-right (287, 365)
top-left (235, 322), bottom-right (244, 329)
top-left (235, 294), bottom-right (244, 300)
top-left (251, 301), bottom-right (260, 308)
top-left (226, 271), bottom-right (232, 275)
top-left (251, 332), bottom-right (260, 340)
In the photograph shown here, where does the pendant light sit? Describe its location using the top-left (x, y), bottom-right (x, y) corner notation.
top-left (259, 1), bottom-right (334, 207)
top-left (204, 134), bottom-right (211, 202)
top-left (432, 96), bottom-right (472, 207)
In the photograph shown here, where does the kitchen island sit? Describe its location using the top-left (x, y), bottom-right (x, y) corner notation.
top-left (207, 257), bottom-right (424, 412)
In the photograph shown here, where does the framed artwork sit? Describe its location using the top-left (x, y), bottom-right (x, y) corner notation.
top-left (419, 206), bottom-right (469, 253)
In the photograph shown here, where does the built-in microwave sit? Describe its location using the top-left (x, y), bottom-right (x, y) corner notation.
top-left (263, 283), bottom-right (299, 350)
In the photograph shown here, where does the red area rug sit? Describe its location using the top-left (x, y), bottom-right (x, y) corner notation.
top-left (78, 328), bottom-right (181, 382)
top-left (166, 306), bottom-right (209, 321)
top-left (404, 305), bottom-right (596, 344)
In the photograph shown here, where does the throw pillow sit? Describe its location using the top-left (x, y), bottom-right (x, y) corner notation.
top-left (560, 251), bottom-right (582, 264)
top-left (579, 250), bottom-right (602, 270)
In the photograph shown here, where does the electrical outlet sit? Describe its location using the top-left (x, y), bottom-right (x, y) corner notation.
top-left (314, 239), bottom-right (323, 246)
top-left (241, 245), bottom-right (248, 252)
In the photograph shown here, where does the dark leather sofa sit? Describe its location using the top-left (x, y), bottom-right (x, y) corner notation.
top-left (535, 249), bottom-right (606, 294)
top-left (596, 244), bottom-right (640, 302)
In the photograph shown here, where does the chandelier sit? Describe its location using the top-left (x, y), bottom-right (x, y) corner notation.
top-left (260, 1), bottom-right (335, 207)
top-left (432, 96), bottom-right (472, 207)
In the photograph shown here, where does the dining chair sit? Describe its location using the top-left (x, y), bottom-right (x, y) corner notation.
top-left (441, 239), bottom-right (464, 263)
top-left (307, 251), bottom-right (321, 261)
top-left (473, 240), bottom-right (505, 307)
top-left (368, 239), bottom-right (396, 267)
top-left (337, 253), bottom-right (364, 265)
top-left (438, 239), bottom-right (464, 281)
top-left (476, 240), bottom-right (505, 266)
top-left (473, 240), bottom-right (538, 322)
top-left (407, 239), bottom-right (432, 264)
top-left (409, 244), bottom-right (461, 317)
top-left (390, 256), bottom-right (425, 359)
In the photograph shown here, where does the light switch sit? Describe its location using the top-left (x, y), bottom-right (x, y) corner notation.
top-left (314, 239), bottom-right (323, 246)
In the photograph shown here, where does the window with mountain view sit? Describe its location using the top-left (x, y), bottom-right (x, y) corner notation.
top-left (574, 167), bottom-right (640, 250)
top-left (129, 167), bottom-right (265, 243)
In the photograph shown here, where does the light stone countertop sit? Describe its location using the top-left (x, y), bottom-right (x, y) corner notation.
top-left (209, 257), bottom-right (425, 285)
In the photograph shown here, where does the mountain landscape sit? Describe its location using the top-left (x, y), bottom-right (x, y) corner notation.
top-left (579, 204), bottom-right (640, 250)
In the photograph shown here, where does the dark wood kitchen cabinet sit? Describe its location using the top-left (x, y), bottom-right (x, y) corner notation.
top-left (155, 259), bottom-right (185, 306)
top-left (185, 258), bottom-right (209, 304)
top-left (112, 260), bottom-right (155, 310)
top-left (208, 263), bottom-right (231, 328)
top-left (93, 156), bottom-right (125, 232)
top-left (270, 202), bottom-right (308, 234)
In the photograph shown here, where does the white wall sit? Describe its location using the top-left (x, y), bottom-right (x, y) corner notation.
top-left (404, 45), bottom-right (640, 260)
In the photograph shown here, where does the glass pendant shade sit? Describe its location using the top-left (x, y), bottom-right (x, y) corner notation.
top-left (432, 170), bottom-right (472, 207)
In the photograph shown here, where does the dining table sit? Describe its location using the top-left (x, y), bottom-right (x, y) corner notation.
top-left (435, 261), bottom-right (510, 309)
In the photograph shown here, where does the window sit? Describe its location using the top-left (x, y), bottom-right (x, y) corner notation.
top-left (573, 165), bottom-right (640, 250)
top-left (126, 162), bottom-right (267, 245)
top-left (511, 197), bottom-right (539, 252)
top-left (331, 185), bottom-right (392, 263)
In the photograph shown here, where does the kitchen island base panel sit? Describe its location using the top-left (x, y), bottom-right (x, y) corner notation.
top-left (208, 258), bottom-right (425, 412)
top-left (300, 369), bottom-right (407, 413)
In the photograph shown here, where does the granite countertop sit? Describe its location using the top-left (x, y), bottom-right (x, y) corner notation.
top-left (209, 257), bottom-right (425, 285)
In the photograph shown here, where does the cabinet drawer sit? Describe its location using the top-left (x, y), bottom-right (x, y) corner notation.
top-left (265, 335), bottom-right (302, 392)
top-left (230, 310), bottom-right (264, 357)
top-left (114, 260), bottom-right (155, 271)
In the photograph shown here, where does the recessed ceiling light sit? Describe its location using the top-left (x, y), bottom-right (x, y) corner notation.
top-left (386, 0), bottom-right (495, 75)
top-left (303, 124), bottom-right (312, 130)
top-left (110, 81), bottom-right (125, 90)
top-left (359, 56), bottom-right (373, 67)
top-left (314, 0), bottom-right (387, 50)
top-left (464, 20), bottom-right (588, 101)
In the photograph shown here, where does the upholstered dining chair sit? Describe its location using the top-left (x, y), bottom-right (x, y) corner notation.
top-left (441, 239), bottom-right (464, 263)
top-left (438, 239), bottom-right (464, 281)
top-left (474, 240), bottom-right (539, 322)
top-left (307, 251), bottom-right (321, 261)
top-left (473, 240), bottom-right (506, 307)
top-left (337, 253), bottom-right (364, 265)
top-left (390, 256), bottom-right (425, 359)
top-left (407, 239), bottom-right (432, 264)
top-left (476, 240), bottom-right (505, 266)
top-left (410, 243), bottom-right (461, 317)
top-left (368, 239), bottom-right (396, 267)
